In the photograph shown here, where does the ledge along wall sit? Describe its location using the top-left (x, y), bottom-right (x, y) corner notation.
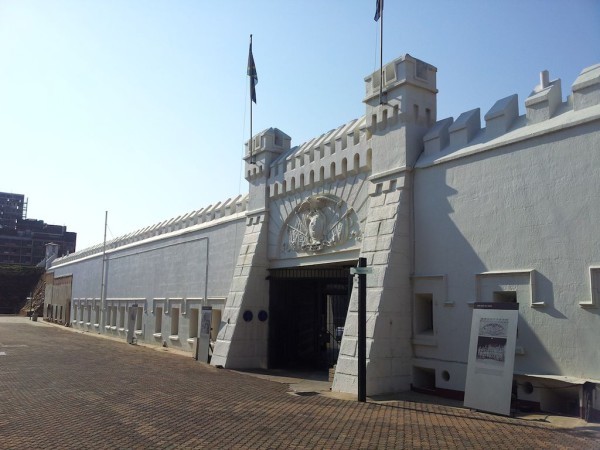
top-left (46, 195), bottom-right (248, 353)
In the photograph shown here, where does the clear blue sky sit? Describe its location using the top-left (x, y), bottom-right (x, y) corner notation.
top-left (1, 1), bottom-right (599, 250)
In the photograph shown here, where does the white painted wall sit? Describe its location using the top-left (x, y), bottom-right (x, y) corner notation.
top-left (413, 104), bottom-right (600, 392)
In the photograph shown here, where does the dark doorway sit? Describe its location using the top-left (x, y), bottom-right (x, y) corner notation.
top-left (268, 265), bottom-right (352, 370)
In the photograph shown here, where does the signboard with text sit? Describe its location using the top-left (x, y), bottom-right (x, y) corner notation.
top-left (463, 302), bottom-right (519, 416)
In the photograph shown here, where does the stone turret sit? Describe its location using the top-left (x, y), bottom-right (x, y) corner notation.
top-left (364, 54), bottom-right (438, 174)
top-left (245, 128), bottom-right (291, 212)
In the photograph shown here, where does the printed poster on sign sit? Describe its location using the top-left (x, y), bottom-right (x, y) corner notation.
top-left (464, 303), bottom-right (519, 416)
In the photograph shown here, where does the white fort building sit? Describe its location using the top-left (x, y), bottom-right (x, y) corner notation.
top-left (44, 54), bottom-right (600, 421)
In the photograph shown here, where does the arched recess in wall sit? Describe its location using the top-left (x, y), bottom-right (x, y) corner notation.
top-left (330, 162), bottom-right (336, 179)
top-left (341, 158), bottom-right (348, 177)
top-left (367, 148), bottom-right (373, 168)
top-left (300, 174), bottom-right (305, 189)
top-left (319, 166), bottom-right (325, 183)
top-left (274, 183), bottom-right (279, 196)
top-left (309, 170), bottom-right (315, 185)
top-left (291, 177), bottom-right (296, 191)
top-left (282, 180), bottom-right (287, 193)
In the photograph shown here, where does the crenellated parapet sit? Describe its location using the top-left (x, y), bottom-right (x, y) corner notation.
top-left (267, 117), bottom-right (372, 199)
top-left (53, 194), bottom-right (249, 265)
top-left (245, 128), bottom-right (291, 181)
top-left (364, 54), bottom-right (438, 132)
top-left (422, 63), bottom-right (600, 161)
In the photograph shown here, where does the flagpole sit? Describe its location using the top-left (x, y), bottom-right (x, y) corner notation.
top-left (249, 34), bottom-right (254, 164)
top-left (100, 211), bottom-right (107, 328)
top-left (379, 2), bottom-right (384, 105)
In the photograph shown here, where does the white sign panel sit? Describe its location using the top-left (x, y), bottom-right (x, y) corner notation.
top-left (464, 302), bottom-right (519, 416)
top-left (127, 304), bottom-right (137, 345)
top-left (197, 306), bottom-right (212, 363)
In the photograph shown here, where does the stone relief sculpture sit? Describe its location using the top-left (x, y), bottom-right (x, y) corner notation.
top-left (282, 194), bottom-right (361, 254)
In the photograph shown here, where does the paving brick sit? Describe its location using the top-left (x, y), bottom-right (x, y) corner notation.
top-left (0, 317), bottom-right (598, 449)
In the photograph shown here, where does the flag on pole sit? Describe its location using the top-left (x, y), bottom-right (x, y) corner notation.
top-left (374, 0), bottom-right (383, 22)
top-left (247, 39), bottom-right (258, 103)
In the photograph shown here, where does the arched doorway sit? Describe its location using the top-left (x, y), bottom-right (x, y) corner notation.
top-left (268, 264), bottom-right (353, 370)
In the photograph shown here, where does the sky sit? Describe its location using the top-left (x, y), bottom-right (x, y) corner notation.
top-left (1, 0), bottom-right (599, 251)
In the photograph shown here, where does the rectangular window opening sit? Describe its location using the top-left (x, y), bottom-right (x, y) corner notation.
top-left (412, 366), bottom-right (436, 391)
top-left (135, 306), bottom-right (143, 331)
top-left (119, 306), bottom-right (126, 328)
top-left (415, 293), bottom-right (434, 335)
top-left (171, 307), bottom-right (179, 336)
top-left (155, 307), bottom-right (163, 333)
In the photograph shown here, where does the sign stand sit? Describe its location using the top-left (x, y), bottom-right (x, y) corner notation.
top-left (464, 302), bottom-right (519, 416)
top-left (350, 258), bottom-right (372, 402)
top-left (197, 306), bottom-right (213, 363)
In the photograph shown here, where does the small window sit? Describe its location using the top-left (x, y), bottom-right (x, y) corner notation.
top-left (155, 307), bottom-right (163, 333)
top-left (171, 307), bottom-right (179, 336)
top-left (119, 306), bottom-right (126, 329)
top-left (413, 366), bottom-right (435, 390)
top-left (588, 267), bottom-right (600, 307)
top-left (135, 306), bottom-right (143, 331)
top-left (415, 293), bottom-right (434, 335)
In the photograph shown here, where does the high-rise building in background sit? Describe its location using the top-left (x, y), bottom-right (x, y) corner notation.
top-left (0, 192), bottom-right (76, 266)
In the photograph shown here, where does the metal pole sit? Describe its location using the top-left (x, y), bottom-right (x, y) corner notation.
top-left (378, 2), bottom-right (384, 105)
top-left (100, 211), bottom-right (108, 327)
top-left (204, 238), bottom-right (209, 305)
top-left (249, 34), bottom-right (254, 165)
top-left (358, 257), bottom-right (367, 402)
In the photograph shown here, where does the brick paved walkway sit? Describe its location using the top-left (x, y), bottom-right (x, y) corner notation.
top-left (0, 317), bottom-right (598, 449)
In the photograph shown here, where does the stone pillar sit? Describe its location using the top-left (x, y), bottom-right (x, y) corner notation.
top-left (212, 128), bottom-right (290, 369)
top-left (211, 212), bottom-right (269, 368)
top-left (333, 173), bottom-right (413, 395)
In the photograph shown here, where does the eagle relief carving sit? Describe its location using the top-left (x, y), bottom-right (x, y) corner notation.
top-left (282, 194), bottom-right (361, 254)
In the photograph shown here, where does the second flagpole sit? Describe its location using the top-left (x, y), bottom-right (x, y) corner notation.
top-left (249, 35), bottom-right (253, 164)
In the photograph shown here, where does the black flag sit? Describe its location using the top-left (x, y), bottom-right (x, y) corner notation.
top-left (247, 41), bottom-right (258, 103)
top-left (374, 0), bottom-right (383, 21)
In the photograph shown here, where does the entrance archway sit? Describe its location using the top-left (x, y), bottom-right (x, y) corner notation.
top-left (268, 265), bottom-right (353, 370)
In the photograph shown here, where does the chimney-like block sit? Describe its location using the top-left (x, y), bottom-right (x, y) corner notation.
top-left (525, 72), bottom-right (562, 124)
top-left (423, 117), bottom-right (454, 155)
top-left (484, 94), bottom-right (519, 139)
top-left (448, 108), bottom-right (481, 148)
top-left (572, 63), bottom-right (600, 111)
